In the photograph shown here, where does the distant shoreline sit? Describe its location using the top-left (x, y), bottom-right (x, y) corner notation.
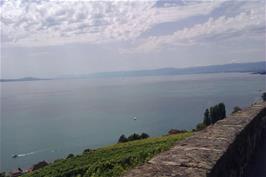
top-left (2, 61), bottom-right (266, 82)
top-left (0, 78), bottom-right (51, 82)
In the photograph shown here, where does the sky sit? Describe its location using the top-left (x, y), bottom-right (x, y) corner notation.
top-left (0, 0), bottom-right (265, 79)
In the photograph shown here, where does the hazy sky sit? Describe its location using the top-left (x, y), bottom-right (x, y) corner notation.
top-left (1, 0), bottom-right (265, 79)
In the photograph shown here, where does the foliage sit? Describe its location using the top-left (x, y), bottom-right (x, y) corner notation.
top-left (0, 172), bottom-right (6, 177)
top-left (206, 103), bottom-right (226, 125)
top-left (140, 133), bottom-right (149, 139)
top-left (118, 134), bottom-right (128, 143)
top-left (196, 103), bottom-right (226, 131)
top-left (66, 154), bottom-right (74, 159)
top-left (232, 106), bottom-right (242, 114)
top-left (168, 129), bottom-right (187, 135)
top-left (118, 133), bottom-right (149, 143)
top-left (203, 109), bottom-right (211, 126)
top-left (127, 133), bottom-right (141, 141)
top-left (262, 92), bottom-right (266, 101)
top-left (22, 132), bottom-right (192, 177)
top-left (209, 103), bottom-right (226, 123)
top-left (83, 148), bottom-right (92, 154)
top-left (196, 122), bottom-right (207, 131)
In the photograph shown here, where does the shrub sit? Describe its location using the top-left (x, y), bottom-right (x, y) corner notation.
top-left (83, 148), bottom-right (92, 153)
top-left (140, 133), bottom-right (149, 139)
top-left (118, 134), bottom-right (128, 143)
top-left (118, 133), bottom-right (149, 143)
top-left (168, 129), bottom-right (187, 135)
top-left (128, 133), bottom-right (141, 141)
top-left (66, 154), bottom-right (74, 159)
top-left (32, 161), bottom-right (49, 171)
top-left (232, 106), bottom-right (241, 114)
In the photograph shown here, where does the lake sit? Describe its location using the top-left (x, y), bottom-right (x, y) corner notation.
top-left (1, 73), bottom-right (265, 171)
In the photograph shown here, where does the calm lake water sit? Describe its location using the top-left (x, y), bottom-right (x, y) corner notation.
top-left (1, 73), bottom-right (265, 171)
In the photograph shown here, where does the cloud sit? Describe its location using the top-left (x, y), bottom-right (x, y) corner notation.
top-left (1, 0), bottom-right (224, 47)
top-left (126, 2), bottom-right (265, 54)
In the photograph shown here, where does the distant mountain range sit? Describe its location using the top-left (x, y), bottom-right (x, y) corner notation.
top-left (0, 77), bottom-right (50, 82)
top-left (1, 61), bottom-right (265, 82)
top-left (88, 61), bottom-right (266, 78)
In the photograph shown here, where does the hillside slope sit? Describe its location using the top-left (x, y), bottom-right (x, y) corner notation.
top-left (22, 132), bottom-right (192, 177)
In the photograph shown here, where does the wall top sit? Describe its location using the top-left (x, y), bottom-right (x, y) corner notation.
top-left (123, 102), bottom-right (266, 177)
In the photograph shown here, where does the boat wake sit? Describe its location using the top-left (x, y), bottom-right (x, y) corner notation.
top-left (12, 149), bottom-right (55, 159)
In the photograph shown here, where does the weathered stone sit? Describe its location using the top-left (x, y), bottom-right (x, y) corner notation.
top-left (123, 102), bottom-right (266, 177)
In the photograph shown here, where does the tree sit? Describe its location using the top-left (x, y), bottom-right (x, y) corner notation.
top-left (262, 92), bottom-right (266, 101)
top-left (196, 122), bottom-right (207, 131)
top-left (83, 148), bottom-right (92, 153)
top-left (140, 133), bottom-right (149, 139)
top-left (203, 109), bottom-right (211, 126)
top-left (66, 154), bottom-right (74, 159)
top-left (118, 134), bottom-right (128, 143)
top-left (128, 133), bottom-right (141, 141)
top-left (32, 161), bottom-right (49, 171)
top-left (209, 103), bottom-right (226, 124)
top-left (232, 106), bottom-right (241, 114)
top-left (218, 103), bottom-right (226, 120)
top-left (209, 106), bottom-right (215, 123)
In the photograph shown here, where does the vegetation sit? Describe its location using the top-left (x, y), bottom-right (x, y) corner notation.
top-left (0, 172), bottom-right (6, 177)
top-left (118, 133), bottom-right (150, 143)
top-left (262, 92), bottom-right (266, 101)
top-left (22, 132), bottom-right (191, 177)
top-left (83, 148), bottom-right (92, 154)
top-left (195, 122), bottom-right (207, 131)
top-left (168, 129), bottom-right (187, 135)
top-left (66, 154), bottom-right (75, 159)
top-left (196, 103), bottom-right (226, 130)
top-left (232, 106), bottom-right (242, 114)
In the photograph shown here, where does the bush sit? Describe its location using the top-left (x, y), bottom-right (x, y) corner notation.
top-left (118, 133), bottom-right (150, 143)
top-left (83, 148), bottom-right (92, 153)
top-left (66, 154), bottom-right (74, 159)
top-left (118, 134), bottom-right (128, 143)
top-left (168, 129), bottom-right (187, 135)
top-left (32, 161), bottom-right (49, 171)
top-left (128, 133), bottom-right (141, 141)
top-left (140, 133), bottom-right (149, 139)
top-left (232, 106), bottom-right (241, 114)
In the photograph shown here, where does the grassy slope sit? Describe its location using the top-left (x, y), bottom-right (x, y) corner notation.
top-left (23, 132), bottom-right (192, 177)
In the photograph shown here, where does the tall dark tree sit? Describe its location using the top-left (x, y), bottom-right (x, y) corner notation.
top-left (203, 109), bottom-right (211, 126)
top-left (209, 103), bottom-right (226, 124)
top-left (209, 106), bottom-right (215, 123)
top-left (218, 103), bottom-right (226, 120)
top-left (262, 92), bottom-right (266, 101)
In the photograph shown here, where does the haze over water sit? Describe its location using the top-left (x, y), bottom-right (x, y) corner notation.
top-left (1, 73), bottom-right (265, 171)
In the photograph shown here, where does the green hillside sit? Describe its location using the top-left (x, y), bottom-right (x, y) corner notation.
top-left (23, 132), bottom-right (192, 177)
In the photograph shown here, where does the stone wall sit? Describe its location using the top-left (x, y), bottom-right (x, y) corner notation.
top-left (123, 102), bottom-right (266, 177)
